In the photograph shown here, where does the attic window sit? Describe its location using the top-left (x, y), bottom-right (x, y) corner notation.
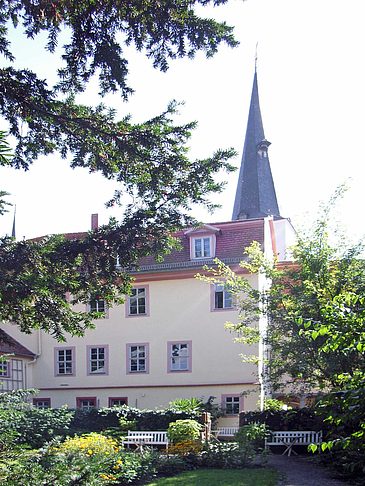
top-left (185, 225), bottom-right (219, 260)
top-left (191, 236), bottom-right (215, 259)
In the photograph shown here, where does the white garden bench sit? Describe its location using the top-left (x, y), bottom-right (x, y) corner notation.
top-left (211, 426), bottom-right (239, 439)
top-left (265, 430), bottom-right (322, 456)
top-left (124, 430), bottom-right (168, 451)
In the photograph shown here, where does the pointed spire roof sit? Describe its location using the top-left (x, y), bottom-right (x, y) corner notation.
top-left (232, 70), bottom-right (281, 220)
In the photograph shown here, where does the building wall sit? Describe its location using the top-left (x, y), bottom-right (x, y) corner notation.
top-left (1, 273), bottom-right (260, 419)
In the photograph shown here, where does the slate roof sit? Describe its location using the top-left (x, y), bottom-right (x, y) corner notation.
top-left (0, 329), bottom-right (36, 358)
top-left (232, 70), bottom-right (281, 220)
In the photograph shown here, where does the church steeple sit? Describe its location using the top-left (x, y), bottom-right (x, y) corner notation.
top-left (232, 70), bottom-right (281, 220)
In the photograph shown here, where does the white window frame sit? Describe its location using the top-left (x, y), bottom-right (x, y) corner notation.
top-left (55, 347), bottom-right (75, 376)
top-left (213, 283), bottom-right (233, 310)
top-left (127, 286), bottom-right (148, 316)
top-left (127, 344), bottom-right (149, 373)
top-left (192, 236), bottom-right (212, 259)
top-left (87, 345), bottom-right (108, 375)
top-left (222, 395), bottom-right (241, 415)
top-left (0, 360), bottom-right (10, 378)
top-left (168, 341), bottom-right (192, 372)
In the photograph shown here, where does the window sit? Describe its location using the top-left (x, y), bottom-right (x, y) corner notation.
top-left (89, 297), bottom-right (107, 317)
top-left (55, 347), bottom-right (75, 376)
top-left (192, 236), bottom-right (211, 258)
top-left (127, 344), bottom-right (149, 373)
top-left (222, 395), bottom-right (241, 415)
top-left (109, 397), bottom-right (128, 407)
top-left (0, 360), bottom-right (9, 378)
top-left (213, 283), bottom-right (233, 310)
top-left (127, 286), bottom-right (149, 316)
top-left (76, 397), bottom-right (97, 410)
top-left (87, 345), bottom-right (108, 375)
top-left (33, 398), bottom-right (51, 409)
top-left (168, 341), bottom-right (192, 372)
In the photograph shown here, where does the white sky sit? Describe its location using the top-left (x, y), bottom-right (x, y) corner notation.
top-left (1, 0), bottom-right (365, 241)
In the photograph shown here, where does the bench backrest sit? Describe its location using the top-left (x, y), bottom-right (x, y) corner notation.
top-left (125, 430), bottom-right (168, 444)
top-left (216, 426), bottom-right (239, 437)
top-left (266, 430), bottom-right (322, 445)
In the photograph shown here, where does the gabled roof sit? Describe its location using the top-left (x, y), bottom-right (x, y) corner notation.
top-left (0, 329), bottom-right (36, 358)
top-left (232, 70), bottom-right (281, 221)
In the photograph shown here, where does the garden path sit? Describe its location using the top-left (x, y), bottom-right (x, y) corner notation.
top-left (267, 455), bottom-right (348, 486)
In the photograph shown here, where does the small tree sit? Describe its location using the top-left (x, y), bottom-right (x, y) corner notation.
top-left (200, 188), bottom-right (365, 475)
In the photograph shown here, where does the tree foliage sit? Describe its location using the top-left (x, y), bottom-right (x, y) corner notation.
top-left (203, 190), bottom-right (365, 473)
top-left (0, 1), bottom-right (238, 338)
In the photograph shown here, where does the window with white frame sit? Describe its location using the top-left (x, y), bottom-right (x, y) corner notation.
top-left (214, 283), bottom-right (233, 309)
top-left (127, 344), bottom-right (148, 373)
top-left (0, 360), bottom-right (9, 377)
top-left (76, 397), bottom-right (97, 410)
top-left (56, 348), bottom-right (74, 375)
top-left (33, 398), bottom-right (51, 409)
top-left (223, 395), bottom-right (240, 415)
top-left (192, 236), bottom-right (212, 259)
top-left (128, 287), bottom-right (147, 316)
top-left (88, 346), bottom-right (107, 374)
top-left (89, 297), bottom-right (106, 315)
top-left (168, 342), bottom-right (191, 372)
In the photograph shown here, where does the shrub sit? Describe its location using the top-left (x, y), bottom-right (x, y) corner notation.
top-left (167, 419), bottom-right (202, 444)
top-left (55, 432), bottom-right (120, 456)
top-left (200, 442), bottom-right (246, 469)
top-left (168, 398), bottom-right (204, 414)
top-left (235, 423), bottom-right (267, 462)
top-left (239, 407), bottom-right (322, 431)
top-left (0, 389), bottom-right (74, 449)
top-left (167, 439), bottom-right (203, 456)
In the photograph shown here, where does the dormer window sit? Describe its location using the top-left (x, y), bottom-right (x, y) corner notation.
top-left (193, 236), bottom-right (212, 258)
top-left (185, 224), bottom-right (220, 260)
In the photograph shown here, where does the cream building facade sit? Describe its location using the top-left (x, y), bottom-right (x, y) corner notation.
top-left (0, 71), bottom-right (295, 427)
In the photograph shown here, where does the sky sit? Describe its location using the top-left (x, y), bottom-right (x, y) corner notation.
top-left (0, 0), bottom-right (365, 241)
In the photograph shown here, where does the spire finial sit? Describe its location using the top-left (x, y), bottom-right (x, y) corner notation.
top-left (255, 42), bottom-right (258, 72)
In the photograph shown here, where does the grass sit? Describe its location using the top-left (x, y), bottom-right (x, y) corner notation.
top-left (145, 468), bottom-right (279, 485)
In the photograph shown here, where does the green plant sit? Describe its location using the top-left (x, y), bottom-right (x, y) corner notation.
top-left (200, 442), bottom-right (246, 469)
top-left (55, 432), bottom-right (120, 456)
top-left (168, 398), bottom-right (204, 414)
top-left (119, 416), bottom-right (137, 433)
top-left (235, 424), bottom-right (267, 462)
top-left (263, 398), bottom-right (290, 411)
top-left (167, 420), bottom-right (202, 444)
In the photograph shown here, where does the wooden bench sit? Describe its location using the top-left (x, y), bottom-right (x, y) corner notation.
top-left (211, 426), bottom-right (239, 439)
top-left (265, 430), bottom-right (322, 456)
top-left (123, 430), bottom-right (168, 450)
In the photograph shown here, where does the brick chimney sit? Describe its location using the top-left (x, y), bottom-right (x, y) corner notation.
top-left (91, 213), bottom-right (98, 230)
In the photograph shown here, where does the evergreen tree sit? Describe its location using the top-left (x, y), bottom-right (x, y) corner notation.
top-left (0, 1), bottom-right (237, 338)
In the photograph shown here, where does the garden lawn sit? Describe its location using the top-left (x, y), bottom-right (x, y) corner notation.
top-left (146, 468), bottom-right (279, 485)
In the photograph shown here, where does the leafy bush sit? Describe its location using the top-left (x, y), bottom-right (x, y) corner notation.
top-left (239, 407), bottom-right (322, 431)
top-left (55, 432), bottom-right (119, 456)
top-left (263, 398), bottom-right (290, 411)
top-left (168, 398), bottom-right (204, 414)
top-left (235, 424), bottom-right (267, 462)
top-left (167, 439), bottom-right (203, 456)
top-left (200, 442), bottom-right (246, 469)
top-left (167, 419), bottom-right (202, 444)
top-left (0, 389), bottom-right (74, 449)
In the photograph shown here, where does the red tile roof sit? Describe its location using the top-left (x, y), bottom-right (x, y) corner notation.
top-left (139, 219), bottom-right (265, 267)
top-left (32, 218), bottom-right (266, 271)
